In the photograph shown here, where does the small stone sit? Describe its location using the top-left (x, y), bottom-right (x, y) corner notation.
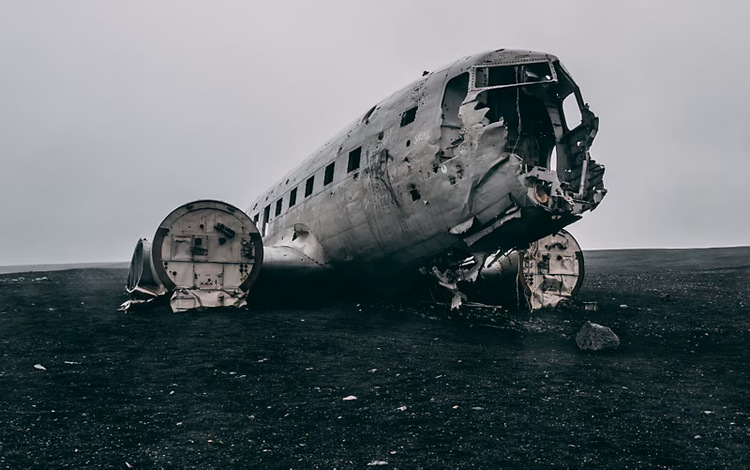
top-left (576, 322), bottom-right (620, 351)
top-left (694, 435), bottom-right (701, 439)
top-left (396, 406), bottom-right (407, 411)
top-left (343, 395), bottom-right (357, 401)
top-left (34, 364), bottom-right (46, 371)
top-left (367, 461), bottom-right (388, 466)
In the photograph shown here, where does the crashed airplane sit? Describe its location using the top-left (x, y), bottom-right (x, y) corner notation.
top-left (124, 49), bottom-right (606, 313)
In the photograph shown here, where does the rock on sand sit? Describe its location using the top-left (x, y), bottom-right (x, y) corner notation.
top-left (576, 321), bottom-right (620, 351)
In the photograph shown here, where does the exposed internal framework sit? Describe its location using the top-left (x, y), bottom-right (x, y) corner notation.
top-left (441, 59), bottom-right (605, 210)
top-left (430, 56), bottom-right (605, 308)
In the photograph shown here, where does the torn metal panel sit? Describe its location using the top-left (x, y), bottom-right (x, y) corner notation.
top-left (170, 288), bottom-right (248, 313)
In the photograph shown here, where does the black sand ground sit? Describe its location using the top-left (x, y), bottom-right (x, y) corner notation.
top-left (0, 248), bottom-right (748, 469)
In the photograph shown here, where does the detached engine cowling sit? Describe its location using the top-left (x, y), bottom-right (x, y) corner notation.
top-left (125, 200), bottom-right (264, 312)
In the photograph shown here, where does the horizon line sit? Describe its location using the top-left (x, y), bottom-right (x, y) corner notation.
top-left (2, 244), bottom-right (750, 270)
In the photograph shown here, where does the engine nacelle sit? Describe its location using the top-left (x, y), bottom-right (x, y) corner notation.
top-left (466, 229), bottom-right (584, 310)
top-left (125, 200), bottom-right (264, 312)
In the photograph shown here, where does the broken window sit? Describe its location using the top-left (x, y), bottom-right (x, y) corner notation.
top-left (324, 162), bottom-right (335, 185)
top-left (289, 188), bottom-right (297, 207)
top-left (275, 198), bottom-right (282, 217)
top-left (347, 147), bottom-right (361, 173)
top-left (473, 61), bottom-right (556, 90)
top-left (305, 176), bottom-right (314, 197)
top-left (400, 106), bottom-right (418, 127)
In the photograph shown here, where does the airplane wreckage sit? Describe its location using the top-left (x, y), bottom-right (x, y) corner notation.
top-left (124, 49), bottom-right (606, 313)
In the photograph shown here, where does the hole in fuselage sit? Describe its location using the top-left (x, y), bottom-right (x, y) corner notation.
top-left (409, 185), bottom-right (421, 201)
top-left (400, 106), bottom-right (418, 127)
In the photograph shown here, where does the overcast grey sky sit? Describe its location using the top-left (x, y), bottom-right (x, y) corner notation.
top-left (1, 1), bottom-right (748, 265)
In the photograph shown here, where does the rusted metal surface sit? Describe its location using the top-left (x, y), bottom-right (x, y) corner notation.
top-left (126, 49), bottom-right (606, 312)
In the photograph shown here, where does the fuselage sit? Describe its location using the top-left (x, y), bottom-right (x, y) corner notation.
top-left (247, 49), bottom-right (605, 276)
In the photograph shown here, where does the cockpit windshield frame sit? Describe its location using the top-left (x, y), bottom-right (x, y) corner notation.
top-left (469, 59), bottom-right (558, 93)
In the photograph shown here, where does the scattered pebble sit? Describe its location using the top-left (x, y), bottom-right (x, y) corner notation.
top-left (396, 406), bottom-right (407, 411)
top-left (34, 364), bottom-right (46, 371)
top-left (343, 395), bottom-right (357, 401)
top-left (367, 461), bottom-right (388, 466)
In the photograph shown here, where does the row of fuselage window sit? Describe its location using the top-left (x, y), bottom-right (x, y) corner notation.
top-left (252, 146), bottom-right (363, 231)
